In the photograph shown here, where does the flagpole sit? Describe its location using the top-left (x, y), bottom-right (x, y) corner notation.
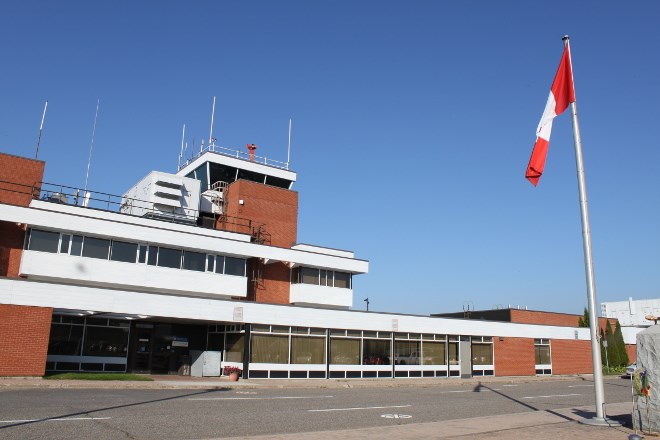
top-left (563, 35), bottom-right (611, 425)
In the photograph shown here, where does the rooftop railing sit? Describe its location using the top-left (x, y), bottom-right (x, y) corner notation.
top-left (178, 142), bottom-right (290, 172)
top-left (0, 179), bottom-right (270, 243)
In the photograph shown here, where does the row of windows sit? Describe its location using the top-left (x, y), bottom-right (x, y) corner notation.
top-left (291, 267), bottom-right (352, 289)
top-left (26, 229), bottom-right (247, 277)
top-left (48, 318), bottom-right (130, 358)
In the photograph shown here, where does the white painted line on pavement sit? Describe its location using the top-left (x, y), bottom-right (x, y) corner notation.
top-left (441, 388), bottom-right (499, 394)
top-left (522, 393), bottom-right (581, 399)
top-left (502, 384), bottom-right (518, 387)
top-left (0, 417), bottom-right (111, 424)
top-left (309, 405), bottom-right (412, 413)
top-left (567, 385), bottom-right (594, 388)
top-left (189, 395), bottom-right (334, 401)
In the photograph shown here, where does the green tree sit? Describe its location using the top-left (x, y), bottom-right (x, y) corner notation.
top-left (578, 308), bottom-right (590, 327)
top-left (613, 321), bottom-right (629, 367)
top-left (604, 320), bottom-right (621, 368)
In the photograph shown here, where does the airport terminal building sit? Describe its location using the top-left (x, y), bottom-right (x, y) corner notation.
top-left (0, 145), bottom-right (601, 379)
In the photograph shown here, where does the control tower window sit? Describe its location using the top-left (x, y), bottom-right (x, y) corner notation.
top-left (209, 163), bottom-right (238, 186)
top-left (188, 164), bottom-right (209, 191)
top-left (237, 169), bottom-right (265, 184)
top-left (265, 176), bottom-right (292, 189)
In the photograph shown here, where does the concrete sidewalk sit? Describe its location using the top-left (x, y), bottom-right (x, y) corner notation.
top-left (219, 402), bottom-right (636, 440)
top-left (0, 373), bottom-right (603, 390)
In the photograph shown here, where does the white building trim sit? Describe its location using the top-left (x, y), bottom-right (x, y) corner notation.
top-left (0, 278), bottom-right (591, 341)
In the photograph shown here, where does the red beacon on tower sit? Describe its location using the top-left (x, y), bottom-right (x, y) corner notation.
top-left (246, 144), bottom-right (257, 161)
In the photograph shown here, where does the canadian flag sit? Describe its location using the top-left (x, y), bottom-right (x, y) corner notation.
top-left (525, 44), bottom-right (576, 186)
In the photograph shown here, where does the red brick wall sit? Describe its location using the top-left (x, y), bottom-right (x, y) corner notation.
top-left (626, 344), bottom-right (636, 363)
top-left (0, 153), bottom-right (44, 206)
top-left (246, 260), bottom-right (291, 305)
top-left (509, 310), bottom-right (618, 333)
top-left (0, 153), bottom-right (45, 278)
top-left (551, 339), bottom-right (593, 374)
top-left (222, 180), bottom-right (298, 248)
top-left (220, 180), bottom-right (298, 305)
top-left (0, 221), bottom-right (27, 277)
top-left (0, 304), bottom-right (52, 376)
top-left (494, 337), bottom-right (536, 376)
top-left (510, 310), bottom-right (580, 327)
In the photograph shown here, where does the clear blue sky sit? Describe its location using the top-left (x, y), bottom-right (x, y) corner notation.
top-left (2, 1), bottom-right (658, 316)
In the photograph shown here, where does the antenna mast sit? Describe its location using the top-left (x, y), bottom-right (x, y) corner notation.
top-left (35, 100), bottom-right (48, 159)
top-left (178, 124), bottom-right (186, 169)
top-left (287, 118), bottom-right (292, 168)
top-left (209, 96), bottom-right (216, 146)
top-left (84, 99), bottom-right (100, 193)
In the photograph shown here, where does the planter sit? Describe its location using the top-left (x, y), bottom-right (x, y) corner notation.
top-left (229, 372), bottom-right (239, 382)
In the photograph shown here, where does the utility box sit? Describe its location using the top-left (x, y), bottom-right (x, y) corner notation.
top-left (190, 350), bottom-right (222, 377)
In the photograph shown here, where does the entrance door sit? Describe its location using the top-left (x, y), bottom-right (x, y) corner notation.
top-left (132, 324), bottom-right (155, 373)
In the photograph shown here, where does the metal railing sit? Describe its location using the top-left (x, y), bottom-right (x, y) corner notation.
top-left (0, 180), bottom-right (270, 242)
top-left (178, 142), bottom-right (290, 172)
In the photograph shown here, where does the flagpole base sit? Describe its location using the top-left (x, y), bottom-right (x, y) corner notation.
top-left (579, 416), bottom-right (622, 427)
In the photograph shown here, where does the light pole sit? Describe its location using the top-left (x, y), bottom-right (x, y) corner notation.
top-left (364, 298), bottom-right (369, 312)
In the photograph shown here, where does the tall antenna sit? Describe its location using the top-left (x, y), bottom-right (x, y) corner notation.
top-left (178, 124), bottom-right (186, 169)
top-left (84, 99), bottom-right (100, 193)
top-left (209, 96), bottom-right (216, 146)
top-left (35, 100), bottom-right (48, 159)
top-left (287, 118), bottom-right (292, 168)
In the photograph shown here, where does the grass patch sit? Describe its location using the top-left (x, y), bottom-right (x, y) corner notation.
top-left (44, 372), bottom-right (153, 381)
top-left (603, 365), bottom-right (627, 376)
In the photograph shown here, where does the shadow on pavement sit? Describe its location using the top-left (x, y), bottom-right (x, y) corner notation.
top-left (0, 387), bottom-right (231, 430)
top-left (474, 382), bottom-right (540, 412)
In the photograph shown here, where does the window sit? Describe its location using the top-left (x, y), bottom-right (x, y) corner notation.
top-left (250, 334), bottom-right (289, 363)
top-left (137, 244), bottom-right (147, 263)
top-left (448, 336), bottom-right (459, 365)
top-left (423, 341), bottom-right (446, 365)
top-left (394, 340), bottom-right (421, 365)
top-left (27, 229), bottom-right (60, 253)
top-left (147, 246), bottom-right (157, 265)
top-left (535, 339), bottom-right (551, 365)
top-left (320, 270), bottom-right (329, 286)
top-left (27, 229), bottom-right (247, 278)
top-left (59, 234), bottom-right (71, 254)
top-left (213, 255), bottom-right (225, 273)
top-left (156, 247), bottom-right (182, 269)
top-left (82, 237), bottom-right (111, 260)
top-left (471, 337), bottom-right (493, 365)
top-left (224, 257), bottom-right (246, 276)
top-left (83, 326), bottom-right (129, 358)
top-left (301, 267), bottom-right (319, 285)
top-left (225, 333), bottom-right (244, 363)
top-left (330, 338), bottom-right (360, 365)
top-left (48, 323), bottom-right (83, 355)
top-left (293, 267), bottom-right (352, 289)
top-left (111, 241), bottom-right (138, 263)
top-left (70, 235), bottom-right (83, 256)
top-left (334, 271), bottom-right (351, 289)
top-left (291, 336), bottom-right (326, 364)
top-left (363, 339), bottom-right (391, 365)
top-left (182, 251), bottom-right (205, 272)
